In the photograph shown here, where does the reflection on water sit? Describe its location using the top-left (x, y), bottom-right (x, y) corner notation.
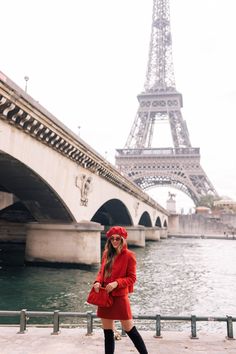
top-left (0, 238), bottom-right (236, 332)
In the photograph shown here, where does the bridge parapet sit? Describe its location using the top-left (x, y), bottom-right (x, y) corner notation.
top-left (0, 71), bottom-right (167, 215)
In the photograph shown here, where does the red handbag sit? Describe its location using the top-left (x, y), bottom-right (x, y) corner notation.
top-left (87, 286), bottom-right (113, 307)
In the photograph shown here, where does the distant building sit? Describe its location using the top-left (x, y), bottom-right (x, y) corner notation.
top-left (195, 206), bottom-right (211, 215)
top-left (213, 199), bottom-right (236, 213)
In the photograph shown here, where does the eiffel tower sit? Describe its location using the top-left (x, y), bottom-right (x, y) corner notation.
top-left (115, 0), bottom-right (218, 205)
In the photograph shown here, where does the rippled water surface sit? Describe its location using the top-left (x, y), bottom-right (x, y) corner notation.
top-left (0, 238), bottom-right (235, 332)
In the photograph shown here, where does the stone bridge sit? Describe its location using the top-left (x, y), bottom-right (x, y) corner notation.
top-left (0, 71), bottom-right (168, 266)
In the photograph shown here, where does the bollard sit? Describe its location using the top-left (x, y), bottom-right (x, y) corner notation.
top-left (226, 316), bottom-right (235, 340)
top-left (154, 314), bottom-right (162, 338)
top-left (51, 310), bottom-right (60, 335)
top-left (190, 315), bottom-right (198, 339)
top-left (18, 309), bottom-right (27, 334)
top-left (86, 311), bottom-right (93, 336)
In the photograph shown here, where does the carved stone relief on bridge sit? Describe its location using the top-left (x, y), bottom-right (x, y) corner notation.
top-left (75, 174), bottom-right (93, 206)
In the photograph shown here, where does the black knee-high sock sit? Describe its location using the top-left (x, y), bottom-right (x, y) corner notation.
top-left (126, 326), bottom-right (148, 354)
top-left (103, 329), bottom-right (115, 354)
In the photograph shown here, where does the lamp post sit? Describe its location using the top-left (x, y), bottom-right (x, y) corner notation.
top-left (24, 76), bottom-right (29, 93)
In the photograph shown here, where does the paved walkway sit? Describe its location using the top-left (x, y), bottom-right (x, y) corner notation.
top-left (0, 327), bottom-right (236, 354)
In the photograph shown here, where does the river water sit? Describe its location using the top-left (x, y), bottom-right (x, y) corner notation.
top-left (0, 238), bottom-right (235, 332)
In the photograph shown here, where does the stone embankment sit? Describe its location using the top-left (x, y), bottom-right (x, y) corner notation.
top-left (169, 213), bottom-right (236, 238)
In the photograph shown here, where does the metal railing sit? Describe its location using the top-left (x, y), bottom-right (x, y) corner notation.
top-left (0, 310), bottom-right (235, 339)
top-left (116, 147), bottom-right (200, 157)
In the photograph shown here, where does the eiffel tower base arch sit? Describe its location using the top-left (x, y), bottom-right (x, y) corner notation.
top-left (116, 148), bottom-right (218, 206)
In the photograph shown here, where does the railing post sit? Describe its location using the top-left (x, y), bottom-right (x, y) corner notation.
top-left (18, 309), bottom-right (27, 334)
top-left (86, 311), bottom-right (93, 336)
top-left (121, 327), bottom-right (126, 337)
top-left (226, 316), bottom-right (234, 340)
top-left (190, 315), bottom-right (198, 339)
top-left (51, 310), bottom-right (60, 335)
top-left (154, 314), bottom-right (162, 338)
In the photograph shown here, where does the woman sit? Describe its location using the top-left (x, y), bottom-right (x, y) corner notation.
top-left (93, 225), bottom-right (148, 354)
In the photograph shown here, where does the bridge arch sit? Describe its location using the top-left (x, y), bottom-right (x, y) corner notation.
top-left (0, 152), bottom-right (74, 222)
top-left (91, 198), bottom-right (133, 226)
top-left (138, 211), bottom-right (152, 227)
top-left (155, 216), bottom-right (162, 227)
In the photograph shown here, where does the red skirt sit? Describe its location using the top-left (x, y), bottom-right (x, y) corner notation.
top-left (97, 295), bottom-right (132, 320)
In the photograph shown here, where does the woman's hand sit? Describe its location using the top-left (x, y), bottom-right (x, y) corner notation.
top-left (105, 281), bottom-right (118, 293)
top-left (93, 282), bottom-right (101, 293)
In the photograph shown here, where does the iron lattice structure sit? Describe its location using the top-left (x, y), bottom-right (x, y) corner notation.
top-left (115, 0), bottom-right (218, 205)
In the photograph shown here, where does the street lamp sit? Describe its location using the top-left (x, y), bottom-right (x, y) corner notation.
top-left (24, 76), bottom-right (29, 93)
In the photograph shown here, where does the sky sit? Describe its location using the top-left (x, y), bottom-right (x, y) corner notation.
top-left (1, 0), bottom-right (236, 213)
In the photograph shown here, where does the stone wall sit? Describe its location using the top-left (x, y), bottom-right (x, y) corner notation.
top-left (220, 214), bottom-right (236, 228)
top-left (169, 214), bottom-right (236, 237)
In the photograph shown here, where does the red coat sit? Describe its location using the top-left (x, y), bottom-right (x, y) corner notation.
top-left (95, 245), bottom-right (136, 297)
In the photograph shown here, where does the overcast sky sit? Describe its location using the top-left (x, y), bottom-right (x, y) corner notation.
top-left (1, 0), bottom-right (236, 212)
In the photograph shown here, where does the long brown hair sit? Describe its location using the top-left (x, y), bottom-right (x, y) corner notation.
top-left (104, 237), bottom-right (124, 278)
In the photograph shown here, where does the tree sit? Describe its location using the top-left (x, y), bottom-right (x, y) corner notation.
top-left (196, 195), bottom-right (220, 209)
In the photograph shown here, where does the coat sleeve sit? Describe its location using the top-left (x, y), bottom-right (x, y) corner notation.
top-left (115, 253), bottom-right (136, 289)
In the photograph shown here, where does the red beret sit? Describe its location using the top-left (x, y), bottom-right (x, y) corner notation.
top-left (106, 226), bottom-right (128, 239)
